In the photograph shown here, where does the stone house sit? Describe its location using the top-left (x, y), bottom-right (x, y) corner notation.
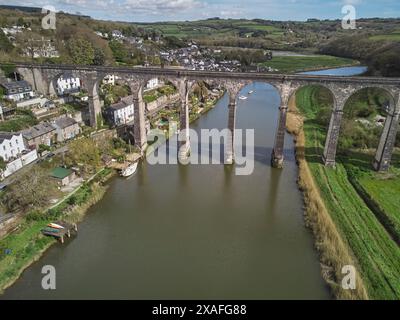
top-left (52, 117), bottom-right (81, 142)
top-left (21, 122), bottom-right (56, 149)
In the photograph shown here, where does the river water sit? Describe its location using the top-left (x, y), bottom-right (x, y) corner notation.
top-left (3, 66), bottom-right (367, 300)
top-left (2, 82), bottom-right (331, 299)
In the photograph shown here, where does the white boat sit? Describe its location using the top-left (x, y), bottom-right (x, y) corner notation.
top-left (239, 95), bottom-right (248, 100)
top-left (248, 90), bottom-right (254, 94)
top-left (120, 162), bottom-right (138, 177)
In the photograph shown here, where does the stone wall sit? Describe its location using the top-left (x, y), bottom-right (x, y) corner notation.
top-left (146, 93), bottom-right (180, 114)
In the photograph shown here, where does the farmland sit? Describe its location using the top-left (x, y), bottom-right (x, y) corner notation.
top-left (260, 55), bottom-right (357, 73)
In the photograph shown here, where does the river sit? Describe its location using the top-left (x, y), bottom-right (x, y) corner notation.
top-left (1, 66), bottom-right (366, 300)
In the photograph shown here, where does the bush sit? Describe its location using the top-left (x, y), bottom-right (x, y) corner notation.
top-left (26, 210), bottom-right (46, 222)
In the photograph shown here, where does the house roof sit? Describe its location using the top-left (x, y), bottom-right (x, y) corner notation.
top-left (22, 123), bottom-right (55, 140)
top-left (1, 80), bottom-right (32, 92)
top-left (120, 95), bottom-right (134, 105)
top-left (0, 132), bottom-right (20, 144)
top-left (53, 117), bottom-right (78, 129)
top-left (108, 95), bottom-right (134, 111)
top-left (51, 167), bottom-right (73, 179)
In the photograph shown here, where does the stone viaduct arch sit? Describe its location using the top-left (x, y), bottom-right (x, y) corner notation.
top-left (10, 63), bottom-right (400, 171)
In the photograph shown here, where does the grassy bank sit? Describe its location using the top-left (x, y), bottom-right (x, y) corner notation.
top-left (291, 86), bottom-right (400, 299)
top-left (343, 155), bottom-right (400, 243)
top-left (0, 168), bottom-right (114, 294)
top-left (261, 55), bottom-right (358, 73)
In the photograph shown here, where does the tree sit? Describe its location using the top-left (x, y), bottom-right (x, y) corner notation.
top-left (38, 144), bottom-right (51, 155)
top-left (0, 30), bottom-right (13, 53)
top-left (93, 47), bottom-right (105, 65)
top-left (0, 156), bottom-right (6, 171)
top-left (3, 167), bottom-right (55, 211)
top-left (67, 38), bottom-right (95, 65)
top-left (66, 137), bottom-right (101, 174)
top-left (109, 40), bottom-right (128, 63)
top-left (16, 17), bottom-right (24, 27)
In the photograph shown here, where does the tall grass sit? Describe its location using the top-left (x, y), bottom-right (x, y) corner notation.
top-left (290, 86), bottom-right (400, 299)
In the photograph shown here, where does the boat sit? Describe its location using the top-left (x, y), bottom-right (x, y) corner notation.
top-left (119, 139), bottom-right (139, 178)
top-left (248, 90), bottom-right (254, 94)
top-left (120, 161), bottom-right (138, 177)
top-left (48, 223), bottom-right (64, 229)
top-left (239, 95), bottom-right (248, 100)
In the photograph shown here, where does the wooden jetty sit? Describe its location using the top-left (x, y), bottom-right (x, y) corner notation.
top-left (41, 221), bottom-right (78, 244)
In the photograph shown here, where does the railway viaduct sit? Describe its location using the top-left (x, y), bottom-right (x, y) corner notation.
top-left (9, 63), bottom-right (400, 171)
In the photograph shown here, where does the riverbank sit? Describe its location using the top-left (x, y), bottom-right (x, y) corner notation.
top-left (0, 168), bottom-right (115, 294)
top-left (289, 88), bottom-right (400, 299)
top-left (286, 99), bottom-right (368, 300)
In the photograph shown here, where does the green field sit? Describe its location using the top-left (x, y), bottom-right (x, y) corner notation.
top-left (136, 20), bottom-right (284, 39)
top-left (344, 155), bottom-right (400, 242)
top-left (295, 86), bottom-right (400, 299)
top-left (369, 31), bottom-right (400, 41)
top-left (261, 55), bottom-right (357, 73)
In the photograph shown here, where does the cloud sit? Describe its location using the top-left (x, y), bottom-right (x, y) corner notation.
top-left (0, 0), bottom-right (398, 22)
top-left (123, 0), bottom-right (204, 13)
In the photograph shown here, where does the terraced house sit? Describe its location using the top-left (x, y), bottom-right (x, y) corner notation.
top-left (52, 117), bottom-right (81, 142)
top-left (21, 122), bottom-right (56, 149)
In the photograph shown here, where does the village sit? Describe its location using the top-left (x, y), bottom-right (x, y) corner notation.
top-left (0, 62), bottom-right (225, 217)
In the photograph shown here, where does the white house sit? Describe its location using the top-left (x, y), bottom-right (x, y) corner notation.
top-left (106, 95), bottom-right (135, 126)
top-left (146, 78), bottom-right (159, 90)
top-left (0, 132), bottom-right (38, 180)
top-left (111, 30), bottom-right (124, 39)
top-left (0, 80), bottom-right (35, 102)
top-left (57, 73), bottom-right (81, 95)
top-left (102, 74), bottom-right (118, 86)
top-left (0, 133), bottom-right (26, 162)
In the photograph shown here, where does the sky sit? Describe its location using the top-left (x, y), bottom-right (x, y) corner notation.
top-left (1, 0), bottom-right (399, 22)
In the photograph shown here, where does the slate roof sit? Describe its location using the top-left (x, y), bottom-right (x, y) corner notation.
top-left (0, 80), bottom-right (32, 93)
top-left (0, 132), bottom-right (20, 144)
top-left (108, 95), bottom-right (134, 111)
top-left (21, 123), bottom-right (55, 140)
top-left (53, 117), bottom-right (78, 129)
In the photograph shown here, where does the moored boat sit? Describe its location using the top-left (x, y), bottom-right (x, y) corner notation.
top-left (120, 161), bottom-right (138, 177)
top-left (48, 223), bottom-right (65, 229)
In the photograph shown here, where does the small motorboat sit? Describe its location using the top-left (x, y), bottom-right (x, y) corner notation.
top-left (239, 95), bottom-right (248, 100)
top-left (248, 90), bottom-right (254, 94)
top-left (120, 161), bottom-right (138, 177)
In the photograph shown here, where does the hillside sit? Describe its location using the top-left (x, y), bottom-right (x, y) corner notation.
top-left (0, 7), bottom-right (399, 75)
